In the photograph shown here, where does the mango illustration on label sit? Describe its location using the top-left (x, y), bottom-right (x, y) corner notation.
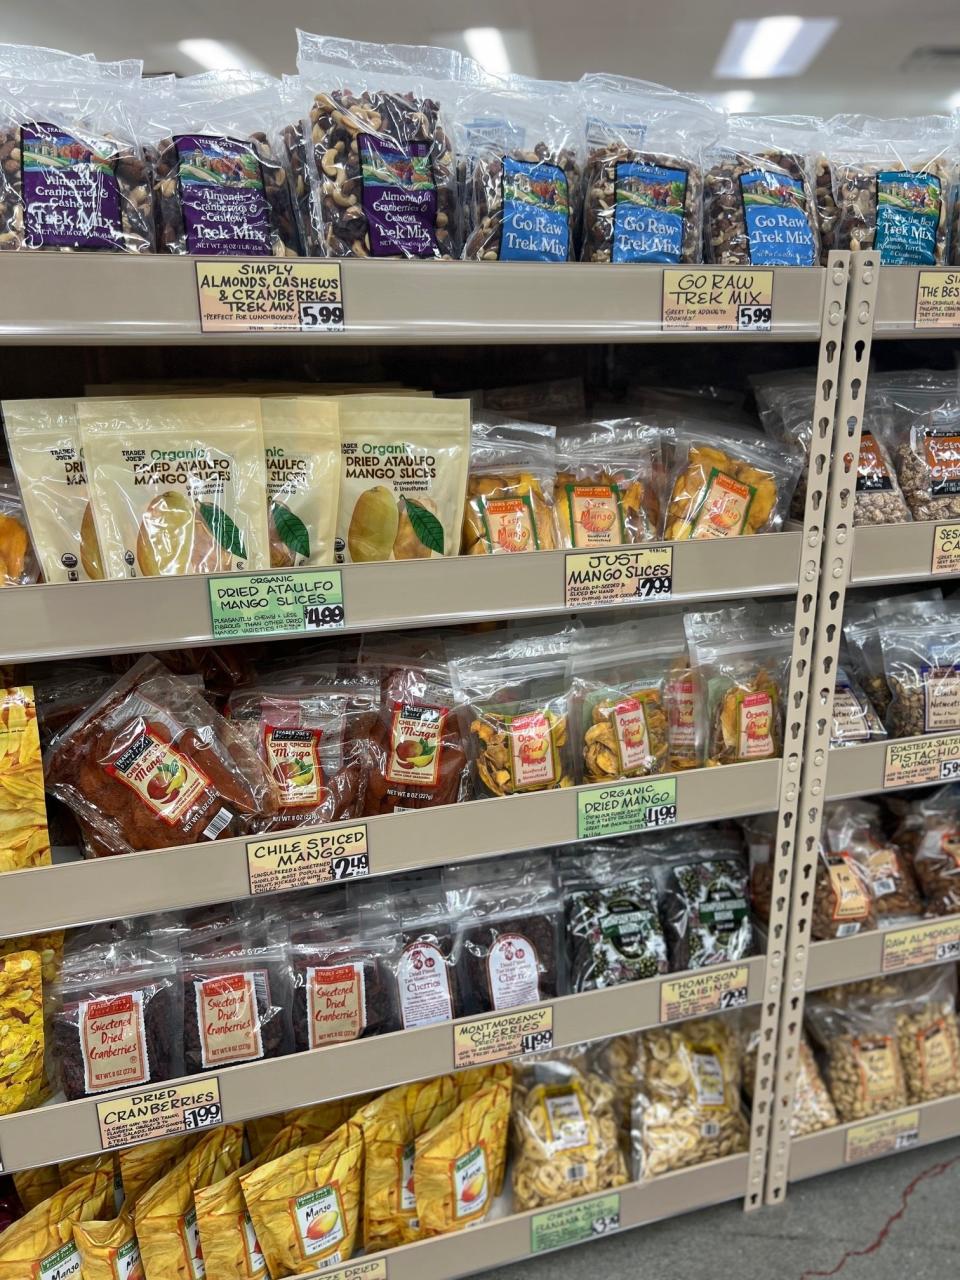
top-left (292, 1184), bottom-right (346, 1260)
top-left (240, 1210), bottom-right (267, 1278)
top-left (36, 1241), bottom-right (82, 1280)
top-left (738, 691), bottom-right (774, 759)
top-left (307, 964), bottom-right (366, 1048)
top-left (264, 725), bottom-right (324, 808)
top-left (80, 992), bottom-right (149, 1094)
top-left (564, 484), bottom-right (624, 547)
top-left (453, 1144), bottom-right (489, 1219)
top-left (508, 711), bottom-right (558, 788)
top-left (479, 495), bottom-right (539, 553)
top-left (690, 469), bottom-right (754, 539)
top-left (106, 729), bottom-right (211, 825)
top-left (386, 703), bottom-right (447, 788)
top-left (196, 972), bottom-right (265, 1069)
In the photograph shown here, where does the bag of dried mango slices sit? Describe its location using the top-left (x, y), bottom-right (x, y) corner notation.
top-left (450, 624), bottom-right (579, 798)
top-left (0, 1167), bottom-right (114, 1279)
top-left (461, 417), bottom-right (561, 554)
top-left (685, 604), bottom-right (793, 765)
top-left (554, 420), bottom-right (663, 549)
top-left (72, 1208), bottom-right (141, 1280)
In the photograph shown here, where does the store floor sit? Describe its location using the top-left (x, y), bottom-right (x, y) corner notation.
top-left (480, 1137), bottom-right (960, 1280)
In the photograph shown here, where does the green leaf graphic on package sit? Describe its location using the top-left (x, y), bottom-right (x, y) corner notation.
top-left (401, 497), bottom-right (445, 556)
top-left (136, 491), bottom-right (246, 574)
top-left (272, 502), bottom-right (311, 562)
top-left (395, 738), bottom-right (438, 769)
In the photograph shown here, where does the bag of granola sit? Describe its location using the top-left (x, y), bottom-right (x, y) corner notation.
top-left (577, 74), bottom-right (718, 263)
top-left (71, 1209), bottom-right (140, 1280)
top-left (0, 1169), bottom-right (114, 1279)
top-left (880, 610), bottom-right (960, 737)
top-left (261, 396), bottom-right (340, 569)
top-left (462, 417), bottom-right (560, 554)
top-left (805, 992), bottom-right (908, 1122)
top-left (450, 624), bottom-right (577, 797)
top-left (824, 798), bottom-right (922, 921)
top-left (79, 396), bottom-right (270, 579)
top-left (295, 31), bottom-right (459, 258)
top-left (240, 1120), bottom-right (363, 1276)
top-left (555, 420), bottom-right (662, 549)
top-left (654, 827), bottom-right (754, 970)
top-left (811, 843), bottom-right (877, 941)
top-left (336, 396), bottom-right (471, 562)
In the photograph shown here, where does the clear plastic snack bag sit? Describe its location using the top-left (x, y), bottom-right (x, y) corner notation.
top-left (740, 1012), bottom-right (837, 1137)
top-left (383, 875), bottom-right (463, 1030)
top-left (883, 386), bottom-right (960, 523)
top-left (894, 785), bottom-right (960, 915)
top-left (806, 989), bottom-right (908, 1122)
top-left (831, 660), bottom-right (887, 747)
top-left (296, 30), bottom-right (459, 258)
top-left (880, 610), bottom-right (960, 738)
top-left (461, 417), bottom-right (560, 554)
top-left (811, 841), bottom-right (877, 940)
top-left (554, 419), bottom-right (662, 548)
top-left (577, 74), bottom-right (718, 263)
top-left (654, 827), bottom-right (755, 970)
top-left (455, 75), bottom-right (581, 262)
top-left (0, 468), bottom-right (38, 586)
top-left (893, 966), bottom-right (960, 1103)
top-left (825, 797), bottom-right (921, 921)
top-left (704, 114), bottom-right (820, 266)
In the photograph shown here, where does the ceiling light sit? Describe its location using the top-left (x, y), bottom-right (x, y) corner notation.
top-left (722, 90), bottom-right (756, 113)
top-left (177, 38), bottom-right (250, 72)
top-left (714, 16), bottom-right (838, 79)
top-left (463, 28), bottom-right (512, 77)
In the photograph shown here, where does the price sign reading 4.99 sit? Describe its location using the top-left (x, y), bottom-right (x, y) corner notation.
top-left (209, 569), bottom-right (345, 640)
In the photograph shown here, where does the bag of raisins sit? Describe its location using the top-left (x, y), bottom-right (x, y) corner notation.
top-left (652, 827), bottom-right (755, 970)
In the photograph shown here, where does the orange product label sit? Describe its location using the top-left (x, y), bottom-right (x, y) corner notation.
top-left (942, 831), bottom-right (960, 868)
top-left (611, 694), bottom-right (653, 771)
top-left (307, 963), bottom-right (366, 1048)
top-left (508, 710), bottom-right (558, 788)
top-left (919, 1020), bottom-right (958, 1089)
top-left (565, 483), bottom-right (623, 548)
top-left (80, 991), bottom-right (149, 1094)
top-left (853, 1036), bottom-right (901, 1104)
top-left (385, 701), bottom-right (448, 788)
top-left (105, 728), bottom-right (210, 825)
top-left (666, 676), bottom-right (697, 750)
top-left (857, 432), bottom-right (892, 491)
top-left (827, 855), bottom-right (870, 921)
top-left (196, 971), bottom-right (264, 1068)
top-left (480, 495), bottom-right (539, 553)
top-left (738, 691), bottom-right (774, 759)
top-left (691, 469), bottom-right (753, 539)
top-left (263, 724), bottom-right (324, 808)
top-left (289, 1182), bottom-right (346, 1263)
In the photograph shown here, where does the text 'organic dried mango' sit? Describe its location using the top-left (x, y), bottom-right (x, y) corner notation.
top-left (0, 949), bottom-right (44, 1117)
top-left (0, 1168), bottom-right (113, 1279)
top-left (0, 686), bottom-right (51, 874)
top-left (241, 1120), bottom-right (363, 1276)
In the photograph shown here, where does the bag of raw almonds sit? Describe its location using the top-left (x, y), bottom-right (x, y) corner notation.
top-left (806, 992), bottom-right (908, 1122)
top-left (893, 966), bottom-right (960, 1104)
top-left (72, 1209), bottom-right (141, 1280)
top-left (78, 397), bottom-right (270, 578)
top-left (0, 1168), bottom-right (113, 1279)
top-left (3, 397), bottom-right (105, 581)
top-left (261, 396), bottom-right (340, 569)
top-left (335, 396), bottom-right (470, 563)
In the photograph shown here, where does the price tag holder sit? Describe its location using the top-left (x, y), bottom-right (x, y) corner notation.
top-left (452, 1007), bottom-right (554, 1070)
top-left (577, 777), bottom-right (677, 840)
top-left (246, 823), bottom-right (368, 896)
top-left (530, 1193), bottom-right (621, 1254)
top-left (564, 546), bottom-right (672, 610)
top-left (196, 261), bottom-right (344, 333)
top-left (661, 269), bottom-right (774, 333)
top-left (96, 1079), bottom-right (222, 1150)
top-left (659, 964), bottom-right (750, 1023)
top-left (883, 735), bottom-right (960, 788)
top-left (321, 1262), bottom-right (388, 1280)
top-left (208, 569), bottom-right (344, 641)
top-left (845, 1110), bottom-right (920, 1163)
top-left (914, 270), bottom-right (960, 329)
top-left (882, 918), bottom-right (960, 972)
top-left (932, 523), bottom-right (960, 574)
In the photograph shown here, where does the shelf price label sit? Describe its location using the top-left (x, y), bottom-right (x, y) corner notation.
top-left (208, 569), bottom-right (344, 641)
top-left (246, 823), bottom-right (368, 896)
top-left (845, 1110), bottom-right (920, 1164)
top-left (577, 777), bottom-right (677, 840)
top-left (882, 918), bottom-right (960, 972)
top-left (320, 1262), bottom-right (387, 1280)
top-left (660, 965), bottom-right (750, 1023)
top-left (453, 1007), bottom-right (554, 1070)
top-left (932, 523), bottom-right (960, 574)
top-left (883, 735), bottom-right (960, 788)
top-left (196, 260), bottom-right (344, 333)
top-left (661, 269), bottom-right (774, 332)
top-left (530, 1193), bottom-right (621, 1254)
top-left (564, 546), bottom-right (672, 610)
top-left (914, 270), bottom-right (960, 329)
top-left (96, 1079), bottom-right (222, 1150)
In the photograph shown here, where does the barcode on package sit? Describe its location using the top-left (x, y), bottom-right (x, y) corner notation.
top-left (874, 879), bottom-right (896, 896)
top-left (836, 922), bottom-right (861, 939)
top-left (566, 1163), bottom-right (588, 1182)
top-left (202, 808), bottom-right (233, 840)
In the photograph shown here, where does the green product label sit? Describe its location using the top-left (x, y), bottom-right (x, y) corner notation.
top-left (530, 1192), bottom-right (621, 1254)
top-left (208, 569), bottom-right (344, 640)
top-left (577, 777), bottom-right (677, 840)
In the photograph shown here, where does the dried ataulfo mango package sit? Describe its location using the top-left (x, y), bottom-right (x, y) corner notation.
top-left (414, 1076), bottom-right (512, 1238)
top-left (79, 397), bottom-right (270, 579)
top-left (335, 396), bottom-right (471, 563)
top-left (261, 397), bottom-right (340, 569)
top-left (2, 397), bottom-right (105, 581)
top-left (135, 1124), bottom-right (244, 1280)
top-left (240, 1119), bottom-right (363, 1276)
top-left (0, 1168), bottom-right (113, 1280)
top-left (118, 1134), bottom-right (198, 1208)
top-left (0, 686), bottom-right (51, 874)
top-left (72, 1209), bottom-right (142, 1280)
top-left (0, 949), bottom-right (44, 1116)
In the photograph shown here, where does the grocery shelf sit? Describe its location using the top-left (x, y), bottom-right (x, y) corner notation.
top-left (825, 733), bottom-right (960, 799)
top-left (874, 265), bottom-right (960, 337)
top-left (0, 959), bottom-right (766, 1170)
top-left (0, 532), bottom-right (803, 664)
top-left (805, 912), bottom-right (960, 988)
top-left (296, 1156), bottom-right (749, 1280)
top-left (0, 256), bottom-right (826, 344)
top-left (789, 1097), bottom-right (960, 1182)
top-left (0, 759), bottom-right (780, 938)
top-left (849, 521), bottom-right (952, 586)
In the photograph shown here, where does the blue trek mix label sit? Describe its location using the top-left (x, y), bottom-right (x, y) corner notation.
top-left (875, 170), bottom-right (942, 265)
top-left (499, 156), bottom-right (570, 261)
top-left (174, 133), bottom-right (272, 256)
top-left (359, 136), bottom-right (438, 257)
top-left (740, 169), bottom-right (816, 266)
top-left (21, 122), bottom-right (122, 250)
top-left (612, 162), bottom-right (687, 263)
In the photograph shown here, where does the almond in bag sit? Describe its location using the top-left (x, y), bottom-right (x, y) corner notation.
top-left (261, 397), bottom-right (340, 569)
top-left (78, 397), bottom-right (269, 579)
top-left (3, 397), bottom-right (105, 582)
top-left (0, 1168), bottom-right (113, 1279)
top-left (335, 397), bottom-right (470, 563)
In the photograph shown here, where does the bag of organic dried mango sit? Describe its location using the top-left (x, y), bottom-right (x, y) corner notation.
top-left (414, 1074), bottom-right (512, 1238)
top-left (261, 396), bottom-right (340, 569)
top-left (2, 398), bottom-right (105, 582)
top-left (240, 1119), bottom-right (363, 1276)
top-left (135, 1124), bottom-right (244, 1280)
top-left (78, 397), bottom-right (269, 579)
top-left (72, 1209), bottom-right (141, 1280)
top-left (0, 1168), bottom-right (113, 1279)
top-left (335, 396), bottom-right (470, 563)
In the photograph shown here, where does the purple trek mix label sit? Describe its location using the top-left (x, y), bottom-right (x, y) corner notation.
top-left (358, 136), bottom-right (438, 257)
top-left (21, 121), bottom-right (122, 250)
top-left (174, 134), bottom-right (272, 256)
